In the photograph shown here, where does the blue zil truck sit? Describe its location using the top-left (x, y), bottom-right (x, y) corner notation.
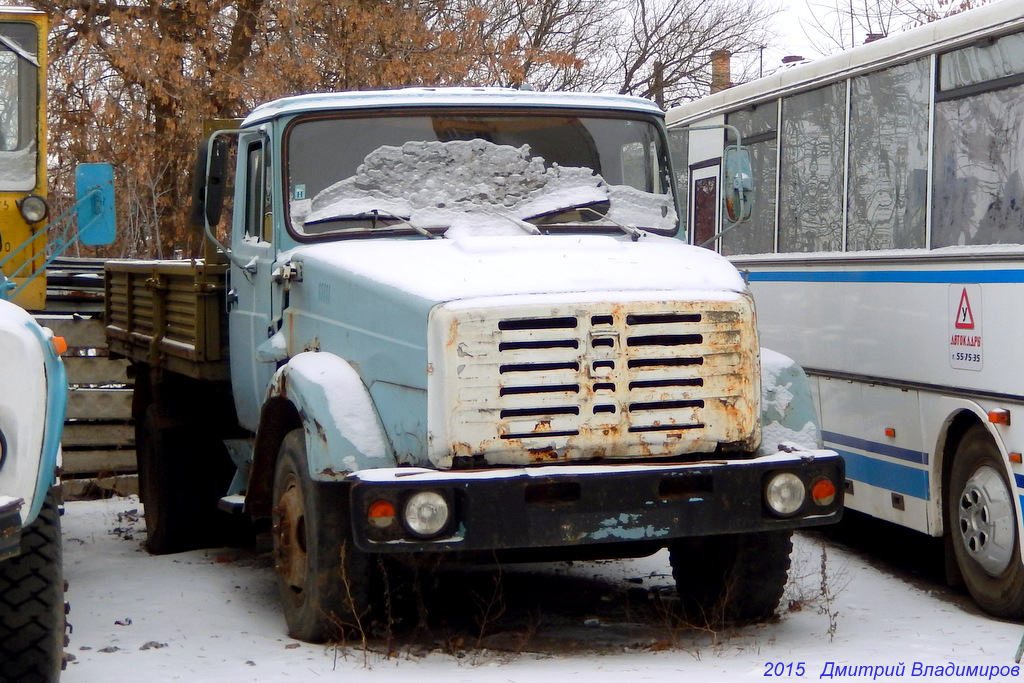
top-left (104, 88), bottom-right (843, 643)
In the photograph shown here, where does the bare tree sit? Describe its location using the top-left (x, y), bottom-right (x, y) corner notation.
top-left (602, 0), bottom-right (776, 105)
top-left (31, 0), bottom-right (780, 257)
top-left (802, 0), bottom-right (992, 56)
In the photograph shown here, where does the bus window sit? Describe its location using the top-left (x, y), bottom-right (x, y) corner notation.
top-left (779, 83), bottom-right (846, 253)
top-left (725, 102), bottom-right (778, 255)
top-left (933, 33), bottom-right (1024, 248)
top-left (847, 59), bottom-right (930, 251)
top-left (939, 31), bottom-right (1024, 91)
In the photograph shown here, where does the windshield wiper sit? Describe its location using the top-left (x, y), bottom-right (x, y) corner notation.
top-left (304, 208), bottom-right (440, 239)
top-left (574, 205), bottom-right (648, 241)
top-left (484, 210), bottom-right (542, 236)
top-left (523, 200), bottom-right (649, 241)
top-left (523, 198), bottom-right (609, 226)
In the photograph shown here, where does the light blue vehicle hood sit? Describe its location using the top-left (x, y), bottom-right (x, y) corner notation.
top-left (286, 234), bottom-right (747, 307)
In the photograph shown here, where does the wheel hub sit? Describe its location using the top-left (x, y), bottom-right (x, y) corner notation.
top-left (957, 464), bottom-right (1015, 576)
top-left (274, 475), bottom-right (308, 593)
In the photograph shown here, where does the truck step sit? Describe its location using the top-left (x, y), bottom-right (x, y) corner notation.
top-left (217, 495), bottom-right (245, 514)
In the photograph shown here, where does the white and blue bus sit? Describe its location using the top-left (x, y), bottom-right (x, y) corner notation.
top-left (667, 0), bottom-right (1024, 618)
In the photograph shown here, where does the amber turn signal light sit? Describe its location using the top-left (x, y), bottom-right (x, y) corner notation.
top-left (811, 477), bottom-right (837, 507)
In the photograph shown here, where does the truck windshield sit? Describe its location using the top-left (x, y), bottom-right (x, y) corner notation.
top-left (0, 22), bottom-right (38, 191)
top-left (284, 111), bottom-right (678, 239)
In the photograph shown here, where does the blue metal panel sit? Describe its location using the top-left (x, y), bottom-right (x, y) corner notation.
top-left (23, 320), bottom-right (65, 524)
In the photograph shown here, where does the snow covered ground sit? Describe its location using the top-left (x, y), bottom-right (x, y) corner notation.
top-left (61, 496), bottom-right (1024, 682)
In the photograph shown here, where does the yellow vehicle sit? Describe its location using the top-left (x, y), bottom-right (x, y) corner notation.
top-left (0, 7), bottom-right (49, 310)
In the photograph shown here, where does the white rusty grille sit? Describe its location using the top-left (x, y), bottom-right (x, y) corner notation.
top-left (428, 296), bottom-right (760, 467)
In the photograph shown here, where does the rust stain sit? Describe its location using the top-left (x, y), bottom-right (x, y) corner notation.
top-left (313, 418), bottom-right (328, 446)
top-left (452, 442), bottom-right (475, 457)
top-left (446, 317), bottom-right (459, 349)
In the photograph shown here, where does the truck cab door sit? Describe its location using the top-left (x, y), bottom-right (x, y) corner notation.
top-left (228, 135), bottom-right (277, 432)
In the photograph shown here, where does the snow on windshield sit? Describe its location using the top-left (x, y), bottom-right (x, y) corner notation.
top-left (291, 139), bottom-right (676, 236)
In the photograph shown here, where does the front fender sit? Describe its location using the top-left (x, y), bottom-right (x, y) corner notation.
top-left (267, 352), bottom-right (394, 480)
top-left (759, 347), bottom-right (823, 455)
top-left (0, 301), bottom-right (66, 528)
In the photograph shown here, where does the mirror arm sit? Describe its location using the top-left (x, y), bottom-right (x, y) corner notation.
top-left (202, 129), bottom-right (251, 269)
top-left (698, 216), bottom-right (748, 249)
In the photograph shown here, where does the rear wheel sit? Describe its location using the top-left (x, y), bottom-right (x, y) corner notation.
top-left (137, 404), bottom-right (236, 554)
top-left (669, 530), bottom-right (793, 625)
top-left (0, 488), bottom-right (65, 682)
top-left (948, 424), bottom-right (1024, 618)
top-left (272, 429), bottom-right (374, 642)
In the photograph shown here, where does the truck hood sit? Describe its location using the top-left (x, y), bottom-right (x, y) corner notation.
top-left (287, 234), bottom-right (746, 305)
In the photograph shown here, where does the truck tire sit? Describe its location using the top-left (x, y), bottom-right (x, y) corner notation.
top-left (0, 488), bottom-right (64, 683)
top-left (138, 404), bottom-right (233, 554)
top-left (669, 530), bottom-right (792, 625)
top-left (948, 424), bottom-right (1024, 618)
top-left (273, 429), bottom-right (374, 642)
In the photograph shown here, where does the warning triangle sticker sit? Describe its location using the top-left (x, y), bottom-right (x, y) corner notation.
top-left (955, 288), bottom-right (975, 329)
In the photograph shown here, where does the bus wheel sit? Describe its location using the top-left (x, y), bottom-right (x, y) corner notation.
top-left (669, 530), bottom-right (792, 625)
top-left (0, 488), bottom-right (65, 681)
top-left (949, 424), bottom-right (1024, 618)
top-left (272, 429), bottom-right (373, 642)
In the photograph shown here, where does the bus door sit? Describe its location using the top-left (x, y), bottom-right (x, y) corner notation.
top-left (689, 159), bottom-right (720, 249)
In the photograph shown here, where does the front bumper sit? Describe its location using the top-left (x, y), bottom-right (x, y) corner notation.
top-left (349, 449), bottom-right (843, 553)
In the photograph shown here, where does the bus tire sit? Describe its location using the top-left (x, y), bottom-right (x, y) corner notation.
top-left (138, 405), bottom-right (232, 555)
top-left (272, 429), bottom-right (373, 642)
top-left (669, 530), bottom-right (792, 625)
top-left (0, 488), bottom-right (64, 682)
top-left (948, 424), bottom-right (1024, 618)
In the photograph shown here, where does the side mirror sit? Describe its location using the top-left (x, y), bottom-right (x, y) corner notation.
top-left (723, 145), bottom-right (754, 223)
top-left (75, 163), bottom-right (116, 246)
top-left (190, 136), bottom-right (229, 229)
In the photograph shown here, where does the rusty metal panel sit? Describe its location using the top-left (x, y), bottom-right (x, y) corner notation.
top-left (428, 296), bottom-right (761, 468)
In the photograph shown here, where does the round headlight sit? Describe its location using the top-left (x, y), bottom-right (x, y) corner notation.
top-left (402, 490), bottom-right (451, 539)
top-left (17, 194), bottom-right (49, 224)
top-left (765, 472), bottom-right (806, 517)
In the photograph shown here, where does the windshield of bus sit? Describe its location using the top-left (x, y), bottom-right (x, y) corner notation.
top-left (0, 21), bottom-right (38, 191)
top-left (284, 111), bottom-right (677, 239)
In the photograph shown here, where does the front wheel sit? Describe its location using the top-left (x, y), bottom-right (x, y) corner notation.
top-left (0, 488), bottom-right (65, 682)
top-left (669, 530), bottom-right (793, 625)
top-left (272, 429), bottom-right (375, 642)
top-left (948, 424), bottom-right (1024, 618)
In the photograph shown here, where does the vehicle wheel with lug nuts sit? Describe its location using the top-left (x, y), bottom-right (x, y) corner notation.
top-left (273, 429), bottom-right (375, 642)
top-left (948, 424), bottom-right (1024, 618)
top-left (0, 487), bottom-right (65, 682)
top-left (669, 530), bottom-right (792, 626)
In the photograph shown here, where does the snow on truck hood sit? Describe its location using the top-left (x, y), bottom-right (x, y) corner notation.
top-left (288, 234), bottom-right (748, 305)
